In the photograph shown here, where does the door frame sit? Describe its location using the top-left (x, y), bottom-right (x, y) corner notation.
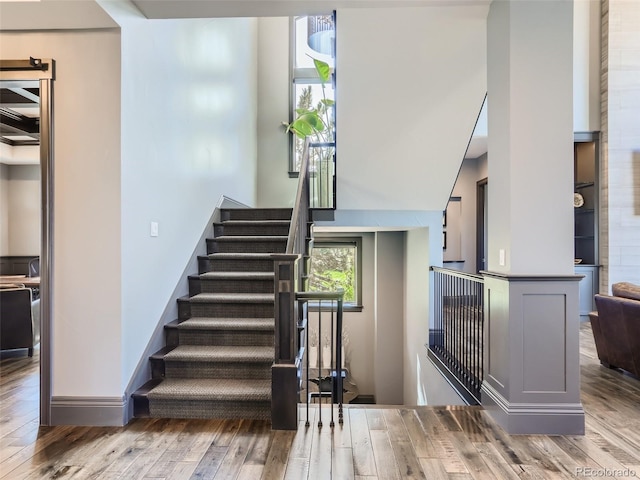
top-left (1, 58), bottom-right (55, 425)
top-left (476, 177), bottom-right (487, 274)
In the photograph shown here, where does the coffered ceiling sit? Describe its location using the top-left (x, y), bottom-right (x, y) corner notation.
top-left (0, 85), bottom-right (40, 147)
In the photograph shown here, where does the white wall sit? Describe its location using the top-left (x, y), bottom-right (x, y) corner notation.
top-left (0, 144), bottom-right (39, 165)
top-left (6, 165), bottom-right (41, 256)
top-left (0, 13), bottom-right (259, 402)
top-left (403, 228), bottom-right (428, 405)
top-left (0, 29), bottom-right (123, 397)
top-left (111, 5), bottom-right (259, 388)
top-left (256, 17), bottom-right (297, 207)
top-left (574, 0), bottom-right (601, 132)
top-left (336, 5), bottom-right (487, 212)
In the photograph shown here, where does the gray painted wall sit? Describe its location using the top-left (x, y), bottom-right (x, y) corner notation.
top-left (374, 231), bottom-right (405, 405)
top-left (449, 153), bottom-right (488, 274)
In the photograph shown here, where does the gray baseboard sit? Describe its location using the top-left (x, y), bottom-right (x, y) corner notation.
top-left (51, 396), bottom-right (128, 426)
top-left (481, 383), bottom-right (585, 435)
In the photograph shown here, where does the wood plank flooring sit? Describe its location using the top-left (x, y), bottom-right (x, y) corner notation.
top-left (2, 323), bottom-right (640, 479)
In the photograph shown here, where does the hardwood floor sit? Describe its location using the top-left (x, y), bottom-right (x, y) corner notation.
top-left (2, 323), bottom-right (640, 479)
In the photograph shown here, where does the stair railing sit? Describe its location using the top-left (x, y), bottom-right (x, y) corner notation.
top-left (308, 141), bottom-right (336, 210)
top-left (286, 137), bottom-right (311, 256)
top-left (272, 138), bottom-right (311, 430)
top-left (429, 266), bottom-right (484, 405)
top-left (298, 290), bottom-right (344, 428)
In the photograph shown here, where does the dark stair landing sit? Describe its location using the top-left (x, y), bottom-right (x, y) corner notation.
top-left (132, 207), bottom-right (292, 420)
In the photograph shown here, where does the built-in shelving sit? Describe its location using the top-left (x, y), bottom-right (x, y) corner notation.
top-left (574, 133), bottom-right (599, 318)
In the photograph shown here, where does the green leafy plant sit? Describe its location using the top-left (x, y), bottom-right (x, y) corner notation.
top-left (283, 57), bottom-right (334, 140)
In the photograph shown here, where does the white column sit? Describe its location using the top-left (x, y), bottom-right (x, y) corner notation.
top-left (483, 0), bottom-right (584, 434)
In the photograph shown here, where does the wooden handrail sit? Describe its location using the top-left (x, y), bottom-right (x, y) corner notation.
top-left (286, 137), bottom-right (311, 254)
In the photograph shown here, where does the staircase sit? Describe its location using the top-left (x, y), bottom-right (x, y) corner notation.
top-left (132, 207), bottom-right (292, 421)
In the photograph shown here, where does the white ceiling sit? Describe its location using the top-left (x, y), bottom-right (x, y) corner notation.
top-left (465, 136), bottom-right (487, 159)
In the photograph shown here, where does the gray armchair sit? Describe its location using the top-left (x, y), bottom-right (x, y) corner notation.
top-left (0, 286), bottom-right (40, 356)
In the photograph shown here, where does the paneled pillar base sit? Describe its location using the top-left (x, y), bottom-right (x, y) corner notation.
top-left (482, 382), bottom-right (585, 435)
top-left (481, 272), bottom-right (585, 435)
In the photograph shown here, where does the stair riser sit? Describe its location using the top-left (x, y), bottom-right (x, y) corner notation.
top-left (148, 399), bottom-right (271, 420)
top-left (179, 301), bottom-right (274, 320)
top-left (165, 362), bottom-right (272, 380)
top-left (221, 208), bottom-right (292, 222)
top-left (191, 278), bottom-right (274, 295)
top-left (178, 331), bottom-right (274, 347)
top-left (214, 224), bottom-right (290, 237)
top-left (199, 257), bottom-right (274, 274)
top-left (206, 239), bottom-right (287, 254)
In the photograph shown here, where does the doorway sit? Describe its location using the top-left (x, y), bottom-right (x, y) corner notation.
top-left (476, 178), bottom-right (488, 274)
top-left (0, 58), bottom-right (54, 425)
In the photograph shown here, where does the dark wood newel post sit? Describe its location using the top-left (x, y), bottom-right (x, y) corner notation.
top-left (271, 253), bottom-right (300, 430)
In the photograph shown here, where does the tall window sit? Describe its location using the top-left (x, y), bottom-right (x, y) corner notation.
top-left (290, 14), bottom-right (336, 174)
top-left (309, 237), bottom-right (362, 309)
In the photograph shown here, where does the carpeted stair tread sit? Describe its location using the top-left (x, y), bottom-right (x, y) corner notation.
top-left (207, 252), bottom-right (275, 259)
top-left (213, 235), bottom-right (288, 242)
top-left (164, 345), bottom-right (274, 362)
top-left (219, 220), bottom-right (290, 226)
top-left (199, 272), bottom-right (274, 280)
top-left (190, 292), bottom-right (274, 303)
top-left (147, 378), bottom-right (271, 401)
top-left (178, 317), bottom-right (274, 331)
top-left (220, 219), bottom-right (291, 224)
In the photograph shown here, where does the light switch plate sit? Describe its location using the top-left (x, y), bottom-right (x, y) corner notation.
top-left (150, 222), bottom-right (159, 237)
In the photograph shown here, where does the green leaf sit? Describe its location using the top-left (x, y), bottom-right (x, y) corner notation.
top-left (299, 113), bottom-right (326, 132)
top-left (320, 99), bottom-right (335, 107)
top-left (289, 118), bottom-right (315, 137)
top-left (313, 58), bottom-right (331, 83)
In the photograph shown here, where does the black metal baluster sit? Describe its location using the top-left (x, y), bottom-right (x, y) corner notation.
top-left (317, 300), bottom-right (323, 428)
top-left (336, 295), bottom-right (344, 424)
top-left (330, 300), bottom-right (335, 427)
top-left (305, 299), bottom-right (310, 427)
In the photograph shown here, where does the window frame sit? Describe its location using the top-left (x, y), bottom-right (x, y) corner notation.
top-left (308, 236), bottom-right (363, 312)
top-left (288, 14), bottom-right (336, 177)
